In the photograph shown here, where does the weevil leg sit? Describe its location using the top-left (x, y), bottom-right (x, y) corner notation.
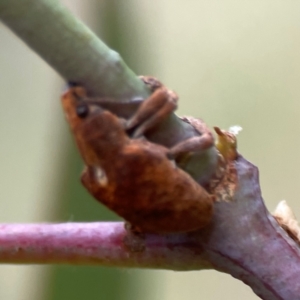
top-left (167, 117), bottom-right (215, 160)
top-left (167, 132), bottom-right (214, 160)
top-left (126, 88), bottom-right (178, 138)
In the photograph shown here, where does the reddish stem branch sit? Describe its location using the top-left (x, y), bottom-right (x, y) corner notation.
top-left (0, 156), bottom-right (300, 300)
top-left (0, 222), bottom-right (209, 269)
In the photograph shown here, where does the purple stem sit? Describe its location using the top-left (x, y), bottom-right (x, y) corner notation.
top-left (0, 156), bottom-right (299, 300)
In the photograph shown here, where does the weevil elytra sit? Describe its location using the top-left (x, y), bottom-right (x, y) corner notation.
top-left (61, 77), bottom-right (216, 233)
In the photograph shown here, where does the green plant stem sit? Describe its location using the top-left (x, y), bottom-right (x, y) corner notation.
top-left (0, 0), bottom-right (219, 182)
top-left (0, 0), bottom-right (148, 100)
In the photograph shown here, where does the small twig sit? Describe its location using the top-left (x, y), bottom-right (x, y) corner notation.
top-left (0, 222), bottom-right (207, 269)
top-left (0, 156), bottom-right (299, 300)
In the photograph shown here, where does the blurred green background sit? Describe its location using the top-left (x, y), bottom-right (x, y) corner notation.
top-left (1, 1), bottom-right (300, 299)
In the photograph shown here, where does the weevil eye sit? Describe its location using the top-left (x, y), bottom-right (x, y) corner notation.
top-left (76, 103), bottom-right (89, 118)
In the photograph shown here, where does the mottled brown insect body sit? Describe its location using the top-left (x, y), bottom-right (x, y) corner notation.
top-left (61, 80), bottom-right (215, 233)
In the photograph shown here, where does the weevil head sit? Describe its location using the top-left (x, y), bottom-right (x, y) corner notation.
top-left (61, 86), bottom-right (129, 167)
top-left (61, 86), bottom-right (95, 131)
